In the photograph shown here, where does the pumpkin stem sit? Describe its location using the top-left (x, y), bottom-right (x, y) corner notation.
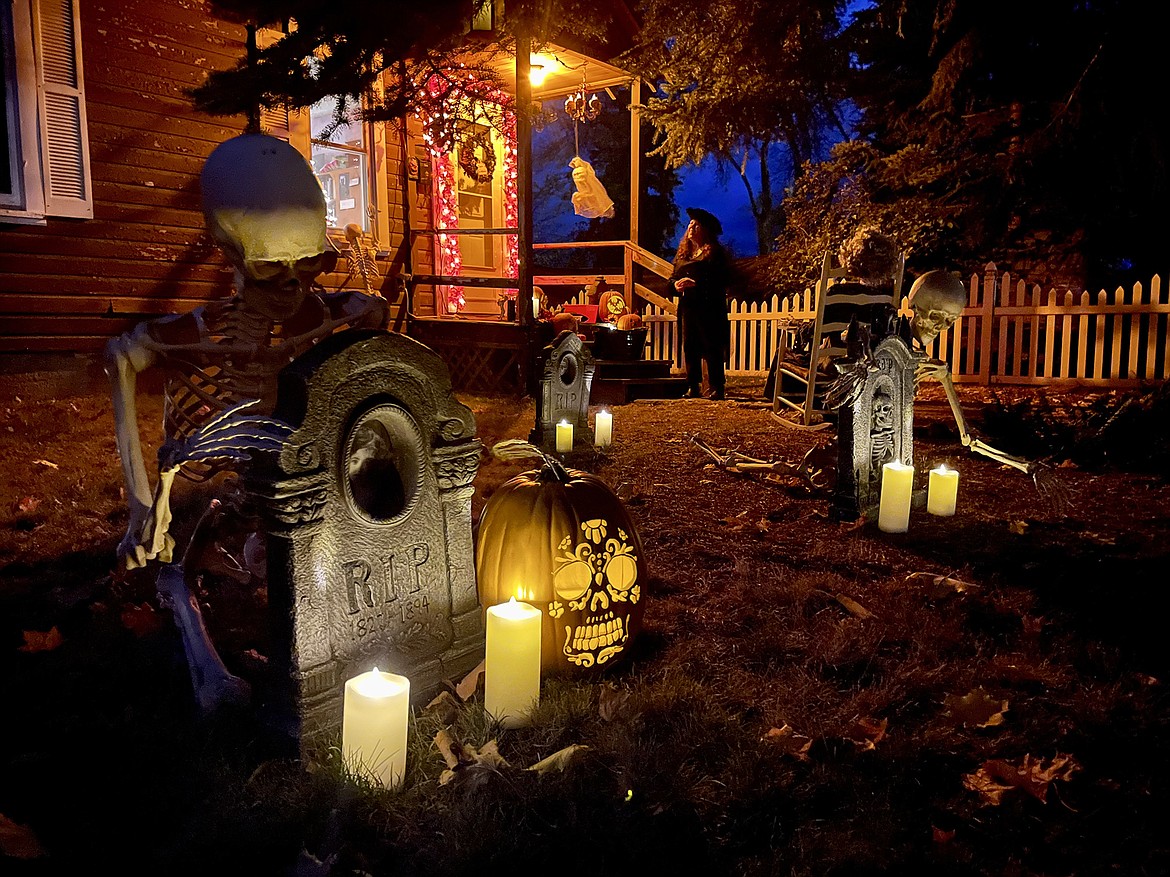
top-left (489, 439), bottom-right (569, 481)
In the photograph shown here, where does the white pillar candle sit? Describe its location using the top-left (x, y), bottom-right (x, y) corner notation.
top-left (555, 419), bottom-right (573, 453)
top-left (532, 294), bottom-right (541, 319)
top-left (595, 409), bottom-right (613, 448)
top-left (878, 460), bottom-right (914, 533)
top-left (484, 597), bottom-right (542, 729)
top-left (927, 464), bottom-right (959, 516)
top-left (342, 667), bottom-right (410, 789)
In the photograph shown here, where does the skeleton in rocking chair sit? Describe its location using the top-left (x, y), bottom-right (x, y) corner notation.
top-left (827, 269), bottom-right (1066, 505)
top-left (105, 133), bottom-right (389, 713)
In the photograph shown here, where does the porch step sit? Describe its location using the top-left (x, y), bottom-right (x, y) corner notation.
top-left (590, 358), bottom-right (689, 405)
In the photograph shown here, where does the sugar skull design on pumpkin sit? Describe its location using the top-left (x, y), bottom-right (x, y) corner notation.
top-left (547, 517), bottom-right (641, 667)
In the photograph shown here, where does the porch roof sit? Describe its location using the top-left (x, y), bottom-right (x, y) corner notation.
top-left (485, 43), bottom-right (636, 101)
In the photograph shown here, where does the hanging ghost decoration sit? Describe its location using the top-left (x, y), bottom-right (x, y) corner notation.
top-left (569, 157), bottom-right (615, 220)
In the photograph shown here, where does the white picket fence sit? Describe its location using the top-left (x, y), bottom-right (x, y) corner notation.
top-left (628, 265), bottom-right (1169, 387)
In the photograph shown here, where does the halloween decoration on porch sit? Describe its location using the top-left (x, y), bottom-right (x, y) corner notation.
top-left (826, 269), bottom-right (1068, 507)
top-left (104, 133), bottom-right (389, 714)
top-left (476, 440), bottom-right (646, 674)
top-left (339, 222), bottom-right (382, 297)
top-left (569, 157), bottom-right (615, 220)
top-left (598, 289), bottom-right (630, 323)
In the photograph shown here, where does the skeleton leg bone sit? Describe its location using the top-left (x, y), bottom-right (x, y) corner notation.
top-left (156, 561), bottom-right (251, 715)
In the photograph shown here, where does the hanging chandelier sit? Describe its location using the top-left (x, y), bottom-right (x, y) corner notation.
top-left (564, 68), bottom-right (602, 123)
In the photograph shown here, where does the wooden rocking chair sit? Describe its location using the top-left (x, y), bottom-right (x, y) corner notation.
top-left (771, 248), bottom-right (905, 429)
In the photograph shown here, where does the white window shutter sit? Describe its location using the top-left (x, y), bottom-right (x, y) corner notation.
top-left (34, 0), bottom-right (91, 218)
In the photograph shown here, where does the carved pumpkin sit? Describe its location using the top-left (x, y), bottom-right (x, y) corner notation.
top-left (598, 289), bottom-right (629, 323)
top-left (616, 312), bottom-right (643, 331)
top-left (475, 452), bottom-right (646, 675)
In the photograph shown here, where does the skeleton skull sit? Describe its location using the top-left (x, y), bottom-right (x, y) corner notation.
top-left (200, 133), bottom-right (329, 320)
top-left (908, 270), bottom-right (967, 344)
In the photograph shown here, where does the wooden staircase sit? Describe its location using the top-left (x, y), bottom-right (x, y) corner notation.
top-left (589, 355), bottom-right (689, 406)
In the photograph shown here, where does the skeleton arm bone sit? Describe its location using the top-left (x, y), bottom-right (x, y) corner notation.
top-left (105, 324), bottom-right (163, 568)
top-left (920, 358), bottom-right (1030, 474)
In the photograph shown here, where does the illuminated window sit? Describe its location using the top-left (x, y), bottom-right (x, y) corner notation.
top-left (257, 27), bottom-right (389, 245)
top-left (310, 96), bottom-right (370, 233)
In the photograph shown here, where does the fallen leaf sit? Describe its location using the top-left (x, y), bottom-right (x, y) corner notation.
top-left (0, 813), bottom-right (44, 859)
top-left (436, 733), bottom-right (510, 788)
top-left (943, 688), bottom-right (1009, 729)
top-left (423, 690), bottom-right (461, 725)
top-left (598, 684), bottom-right (632, 722)
top-left (763, 724), bottom-right (812, 760)
top-left (963, 752), bottom-right (1080, 805)
top-left (832, 592), bottom-right (874, 619)
top-left (931, 825), bottom-right (956, 844)
top-left (18, 627), bottom-right (63, 653)
top-left (16, 496), bottom-right (40, 514)
top-left (32, 459), bottom-right (58, 469)
top-left (1008, 520), bottom-right (1029, 535)
top-left (906, 571), bottom-right (980, 596)
top-left (120, 603), bottom-right (162, 638)
top-left (454, 660), bottom-right (484, 701)
top-left (528, 744), bottom-right (590, 775)
top-left (846, 716), bottom-right (888, 751)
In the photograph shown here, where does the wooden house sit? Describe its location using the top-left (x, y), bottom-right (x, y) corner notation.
top-left (0, 0), bottom-right (681, 395)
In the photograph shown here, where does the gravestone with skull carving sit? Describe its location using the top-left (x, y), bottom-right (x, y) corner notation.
top-left (834, 336), bottom-right (917, 519)
top-left (246, 328), bottom-right (483, 744)
top-left (530, 330), bottom-right (595, 452)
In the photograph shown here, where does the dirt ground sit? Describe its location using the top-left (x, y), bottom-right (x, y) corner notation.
top-left (1, 356), bottom-right (1168, 875)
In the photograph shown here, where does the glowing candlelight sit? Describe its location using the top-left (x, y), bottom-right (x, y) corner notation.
top-left (878, 460), bottom-right (914, 533)
top-left (484, 597), bottom-right (542, 729)
top-left (532, 294), bottom-right (541, 320)
top-left (595, 409), bottom-right (613, 448)
top-left (342, 667), bottom-right (410, 789)
top-left (927, 464), bottom-right (959, 516)
top-left (556, 419), bottom-right (573, 453)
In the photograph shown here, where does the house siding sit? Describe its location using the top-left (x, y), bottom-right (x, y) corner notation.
top-left (0, 0), bottom-right (409, 355)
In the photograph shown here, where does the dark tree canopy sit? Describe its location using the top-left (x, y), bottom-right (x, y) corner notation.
top-left (829, 0), bottom-right (1167, 288)
top-left (192, 0), bottom-right (614, 146)
top-left (620, 0), bottom-right (850, 256)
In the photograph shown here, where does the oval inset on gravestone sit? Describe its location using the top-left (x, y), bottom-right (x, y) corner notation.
top-left (342, 403), bottom-right (425, 524)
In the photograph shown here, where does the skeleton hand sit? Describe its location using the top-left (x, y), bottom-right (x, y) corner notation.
top-left (823, 361), bottom-right (875, 411)
top-left (1027, 460), bottom-right (1073, 516)
top-left (123, 401), bottom-right (294, 570)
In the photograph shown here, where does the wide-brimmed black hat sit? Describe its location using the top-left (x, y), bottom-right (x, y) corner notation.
top-left (686, 206), bottom-right (723, 237)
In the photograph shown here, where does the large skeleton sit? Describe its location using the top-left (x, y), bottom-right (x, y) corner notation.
top-left (827, 270), bottom-right (1065, 504)
top-left (106, 133), bottom-right (388, 712)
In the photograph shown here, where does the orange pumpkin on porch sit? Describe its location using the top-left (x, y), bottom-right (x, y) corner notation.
top-left (475, 453), bottom-right (646, 674)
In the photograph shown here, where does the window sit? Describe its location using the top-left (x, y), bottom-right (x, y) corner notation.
top-left (309, 95), bottom-right (369, 233)
top-left (257, 28), bottom-right (389, 246)
top-left (1, 0), bottom-right (92, 224)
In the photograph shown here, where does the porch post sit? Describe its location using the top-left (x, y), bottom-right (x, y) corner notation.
top-left (629, 77), bottom-right (641, 248)
top-left (516, 33), bottom-right (534, 331)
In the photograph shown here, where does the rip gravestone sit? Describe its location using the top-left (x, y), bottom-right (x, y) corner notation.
top-left (835, 336), bottom-right (917, 519)
top-left (530, 329), bottom-right (595, 452)
top-left (246, 329), bottom-right (483, 747)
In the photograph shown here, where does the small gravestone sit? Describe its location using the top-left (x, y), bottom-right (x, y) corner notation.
top-left (246, 328), bottom-right (483, 747)
top-left (835, 336), bottom-right (916, 519)
top-left (530, 329), bottom-right (595, 452)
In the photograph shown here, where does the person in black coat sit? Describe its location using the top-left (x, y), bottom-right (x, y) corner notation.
top-left (671, 207), bottom-right (732, 399)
